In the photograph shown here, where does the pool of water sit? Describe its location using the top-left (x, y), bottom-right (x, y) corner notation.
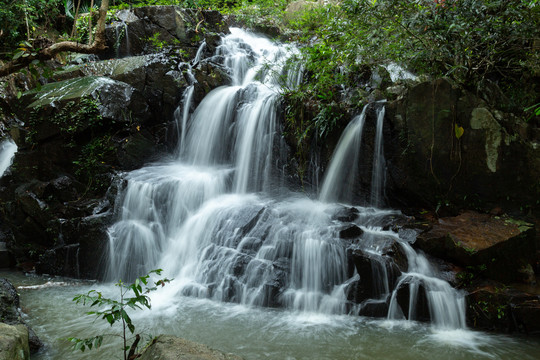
top-left (2, 271), bottom-right (540, 360)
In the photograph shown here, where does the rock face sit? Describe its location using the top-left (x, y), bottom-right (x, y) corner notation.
top-left (139, 336), bottom-right (242, 360)
top-left (104, 7), bottom-right (229, 59)
top-left (385, 77), bottom-right (540, 215)
top-left (415, 211), bottom-right (537, 283)
top-left (0, 323), bottom-right (29, 360)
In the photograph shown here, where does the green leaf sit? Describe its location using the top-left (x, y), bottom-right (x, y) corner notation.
top-left (454, 124), bottom-right (464, 139)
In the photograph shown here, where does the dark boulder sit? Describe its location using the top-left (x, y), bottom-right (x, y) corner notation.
top-left (347, 249), bottom-right (402, 303)
top-left (393, 276), bottom-right (431, 322)
top-left (415, 211), bottom-right (537, 283)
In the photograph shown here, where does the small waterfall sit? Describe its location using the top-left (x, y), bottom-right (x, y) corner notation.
top-left (387, 242), bottom-right (467, 329)
top-left (370, 105), bottom-right (386, 207)
top-left (319, 106), bottom-right (367, 203)
top-left (0, 139), bottom-right (17, 177)
top-left (115, 21), bottom-right (130, 58)
top-left (176, 41), bottom-right (207, 156)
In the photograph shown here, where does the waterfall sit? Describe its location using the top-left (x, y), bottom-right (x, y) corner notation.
top-left (106, 28), bottom-right (466, 329)
top-left (319, 106), bottom-right (367, 203)
top-left (0, 139), bottom-right (17, 177)
top-left (370, 105), bottom-right (386, 207)
top-left (387, 241), bottom-right (467, 329)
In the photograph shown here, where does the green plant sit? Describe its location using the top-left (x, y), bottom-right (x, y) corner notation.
top-left (69, 269), bottom-right (171, 360)
top-left (147, 32), bottom-right (167, 51)
top-left (73, 134), bottom-right (115, 191)
top-left (0, 0), bottom-right (64, 52)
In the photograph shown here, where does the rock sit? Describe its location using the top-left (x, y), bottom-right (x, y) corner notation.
top-left (357, 299), bottom-right (389, 317)
top-left (338, 224), bottom-right (363, 239)
top-left (415, 211), bottom-right (537, 283)
top-left (0, 323), bottom-right (29, 360)
top-left (386, 77), bottom-right (540, 214)
top-left (0, 279), bottom-right (41, 353)
top-left (466, 284), bottom-right (540, 334)
top-left (193, 60), bottom-right (231, 105)
top-left (347, 249), bottom-right (402, 303)
top-left (331, 206), bottom-right (359, 222)
top-left (103, 7), bottom-right (229, 58)
top-left (139, 335), bottom-right (242, 360)
top-left (394, 277), bottom-right (431, 322)
top-left (0, 242), bottom-right (15, 268)
top-left (0, 278), bottom-right (19, 324)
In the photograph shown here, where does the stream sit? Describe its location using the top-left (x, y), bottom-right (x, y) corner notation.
top-left (3, 271), bottom-right (540, 360)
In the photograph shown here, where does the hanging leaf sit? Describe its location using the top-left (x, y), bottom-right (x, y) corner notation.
top-left (454, 124), bottom-right (464, 139)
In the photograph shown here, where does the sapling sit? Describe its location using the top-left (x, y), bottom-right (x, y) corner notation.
top-left (69, 269), bottom-right (171, 360)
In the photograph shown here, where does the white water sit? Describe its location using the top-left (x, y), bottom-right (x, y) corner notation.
top-left (0, 138), bottom-right (17, 177)
top-left (370, 105), bottom-right (386, 207)
top-left (319, 106), bottom-right (368, 203)
top-left (105, 28), bottom-right (467, 333)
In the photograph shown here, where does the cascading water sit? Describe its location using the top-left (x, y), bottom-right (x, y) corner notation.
top-left (370, 105), bottom-right (386, 208)
top-left (0, 138), bottom-right (17, 177)
top-left (319, 106), bottom-right (367, 203)
top-left (106, 28), bottom-right (466, 329)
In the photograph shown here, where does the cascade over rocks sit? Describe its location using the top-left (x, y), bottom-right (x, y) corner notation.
top-left (0, 6), bottom-right (231, 278)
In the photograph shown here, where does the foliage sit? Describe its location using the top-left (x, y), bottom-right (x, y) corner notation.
top-left (70, 269), bottom-right (171, 360)
top-left (73, 135), bottom-right (116, 192)
top-left (0, 0), bottom-right (64, 52)
top-left (27, 97), bottom-right (104, 144)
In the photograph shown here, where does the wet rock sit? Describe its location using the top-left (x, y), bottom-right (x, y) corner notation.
top-left (332, 206), bottom-right (360, 222)
top-left (139, 335), bottom-right (242, 360)
top-left (339, 224), bottom-right (364, 239)
top-left (0, 278), bottom-right (19, 324)
top-left (34, 244), bottom-right (80, 278)
top-left (415, 211), bottom-right (537, 283)
top-left (358, 299), bottom-right (389, 318)
top-left (348, 250), bottom-right (401, 303)
top-left (0, 242), bottom-right (15, 268)
top-left (193, 60), bottom-right (232, 105)
top-left (0, 323), bottom-right (29, 360)
top-left (394, 277), bottom-right (430, 322)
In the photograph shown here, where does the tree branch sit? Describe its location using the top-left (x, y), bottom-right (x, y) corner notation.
top-left (0, 0), bottom-right (109, 78)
